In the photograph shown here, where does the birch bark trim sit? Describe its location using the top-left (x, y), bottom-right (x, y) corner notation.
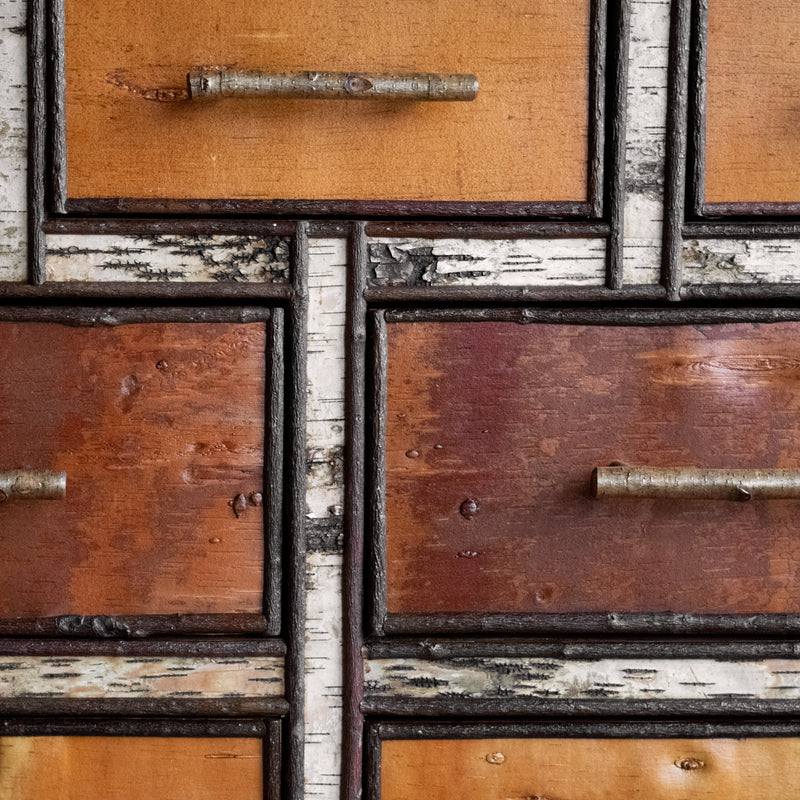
top-left (0, 656), bottom-right (283, 698)
top-left (684, 239), bottom-right (800, 284)
top-left (188, 69), bottom-right (478, 101)
top-left (46, 234), bottom-right (290, 282)
top-left (366, 658), bottom-right (800, 701)
top-left (368, 238), bottom-right (606, 287)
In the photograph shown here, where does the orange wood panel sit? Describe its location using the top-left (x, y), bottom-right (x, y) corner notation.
top-left (705, 0), bottom-right (800, 203)
top-left (385, 321), bottom-right (800, 615)
top-left (64, 0), bottom-right (590, 202)
top-left (382, 738), bottom-right (800, 800)
top-left (0, 737), bottom-right (262, 799)
top-left (0, 322), bottom-right (265, 617)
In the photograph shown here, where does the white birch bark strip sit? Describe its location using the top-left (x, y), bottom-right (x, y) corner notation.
top-left (366, 658), bottom-right (800, 701)
top-left (0, 0), bottom-right (27, 282)
top-left (368, 238), bottom-right (606, 287)
top-left (0, 656), bottom-right (283, 698)
top-left (684, 239), bottom-right (800, 284)
top-left (46, 234), bottom-right (290, 282)
top-left (305, 239), bottom-right (346, 800)
top-left (622, 0), bottom-right (670, 285)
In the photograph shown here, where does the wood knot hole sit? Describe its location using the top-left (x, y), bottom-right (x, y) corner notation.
top-left (460, 498), bottom-right (480, 519)
top-left (486, 752), bottom-right (505, 765)
top-left (675, 757), bottom-right (705, 771)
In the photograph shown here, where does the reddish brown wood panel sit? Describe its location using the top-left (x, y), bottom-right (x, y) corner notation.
top-left (382, 738), bottom-right (800, 800)
top-left (705, 0), bottom-right (800, 203)
top-left (385, 321), bottom-right (800, 615)
top-left (0, 322), bottom-right (265, 617)
top-left (64, 0), bottom-right (590, 203)
top-left (0, 737), bottom-right (262, 799)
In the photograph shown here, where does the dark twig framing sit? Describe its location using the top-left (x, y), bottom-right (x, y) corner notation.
top-left (364, 717), bottom-right (800, 800)
top-left (0, 715), bottom-right (283, 800)
top-left (0, 304), bottom-right (282, 639)
top-left (363, 304), bottom-right (800, 641)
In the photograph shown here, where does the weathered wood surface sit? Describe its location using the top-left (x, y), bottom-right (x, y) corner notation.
top-left (684, 239), bottom-right (800, 285)
top-left (382, 737), bottom-right (800, 800)
top-left (46, 234), bottom-right (290, 282)
top-left (64, 0), bottom-right (590, 202)
top-left (0, 0), bottom-right (27, 281)
top-left (304, 239), bottom-right (346, 800)
top-left (705, 0), bottom-right (800, 204)
top-left (0, 656), bottom-right (283, 697)
top-left (384, 320), bottom-right (800, 615)
top-left (623, 0), bottom-right (669, 285)
top-left (0, 737), bottom-right (263, 799)
top-left (368, 239), bottom-right (606, 287)
top-left (366, 658), bottom-right (800, 701)
top-left (0, 322), bottom-right (265, 617)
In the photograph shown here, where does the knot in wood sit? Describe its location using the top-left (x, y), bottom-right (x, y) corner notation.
top-left (675, 757), bottom-right (705, 771)
top-left (486, 752), bottom-right (505, 765)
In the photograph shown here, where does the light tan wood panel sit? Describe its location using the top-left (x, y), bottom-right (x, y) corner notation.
top-left (0, 737), bottom-right (262, 799)
top-left (382, 738), bottom-right (800, 800)
top-left (0, 322), bottom-right (265, 617)
top-left (705, 0), bottom-right (800, 204)
top-left (65, 0), bottom-right (590, 202)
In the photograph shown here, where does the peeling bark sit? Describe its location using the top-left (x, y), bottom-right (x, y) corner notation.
top-left (684, 239), bottom-right (800, 284)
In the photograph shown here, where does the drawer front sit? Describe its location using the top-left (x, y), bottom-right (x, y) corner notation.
top-left (378, 314), bottom-right (800, 623)
top-left (381, 737), bottom-right (800, 799)
top-left (0, 319), bottom-right (270, 621)
top-left (64, 0), bottom-right (591, 206)
top-left (704, 0), bottom-right (800, 205)
top-left (0, 737), bottom-right (263, 798)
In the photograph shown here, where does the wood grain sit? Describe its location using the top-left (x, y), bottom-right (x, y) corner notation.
top-left (705, 0), bottom-right (800, 203)
top-left (0, 737), bottom-right (262, 799)
top-left (64, 0), bottom-right (589, 202)
top-left (0, 322), bottom-right (266, 617)
top-left (382, 738), bottom-right (800, 800)
top-left (385, 320), bottom-right (800, 615)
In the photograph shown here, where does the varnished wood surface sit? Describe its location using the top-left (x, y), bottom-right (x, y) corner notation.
top-left (385, 321), bottom-right (800, 615)
top-left (382, 738), bottom-right (800, 800)
top-left (705, 0), bottom-right (800, 203)
top-left (0, 737), bottom-right (262, 799)
top-left (0, 322), bottom-right (265, 617)
top-left (64, 0), bottom-right (590, 202)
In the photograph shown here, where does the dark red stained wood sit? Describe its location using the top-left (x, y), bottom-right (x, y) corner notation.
top-left (0, 323), bottom-right (265, 617)
top-left (385, 321), bottom-right (800, 615)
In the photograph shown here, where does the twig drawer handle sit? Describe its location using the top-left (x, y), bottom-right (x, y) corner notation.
top-left (0, 470), bottom-right (67, 502)
top-left (188, 68), bottom-right (479, 101)
top-left (592, 466), bottom-right (800, 501)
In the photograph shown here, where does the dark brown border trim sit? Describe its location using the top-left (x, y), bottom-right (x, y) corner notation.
top-left (28, 0), bottom-right (47, 284)
top-left (0, 716), bottom-right (271, 735)
top-left (0, 699), bottom-right (289, 717)
top-left (0, 283), bottom-right (293, 301)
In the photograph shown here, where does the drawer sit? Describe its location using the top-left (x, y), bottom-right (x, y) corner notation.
top-left (60, 0), bottom-right (597, 213)
top-left (701, 0), bottom-right (800, 209)
top-left (0, 719), bottom-right (279, 800)
top-left (0, 308), bottom-right (281, 636)
top-left (375, 725), bottom-right (800, 800)
top-left (371, 309), bottom-right (800, 634)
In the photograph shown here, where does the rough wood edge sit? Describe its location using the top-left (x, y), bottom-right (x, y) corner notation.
top-left (343, 221), bottom-right (368, 800)
top-left (589, 0), bottom-right (608, 218)
top-left (0, 717), bottom-right (270, 736)
top-left (0, 638), bottom-right (286, 657)
top-left (662, 0), bottom-right (691, 300)
top-left (0, 282), bottom-right (294, 300)
top-left (0, 698), bottom-right (289, 717)
top-left (688, 0), bottom-right (707, 218)
top-left (48, 0), bottom-right (66, 214)
top-left (28, 0), bottom-right (46, 284)
top-left (364, 285), bottom-right (667, 303)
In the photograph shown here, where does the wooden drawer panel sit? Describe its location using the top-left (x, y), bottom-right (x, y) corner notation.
top-left (379, 314), bottom-right (800, 622)
top-left (64, 0), bottom-right (591, 205)
top-left (0, 737), bottom-right (263, 798)
top-left (0, 318), bottom-right (269, 620)
top-left (382, 737), bottom-right (800, 799)
top-left (705, 0), bottom-right (800, 205)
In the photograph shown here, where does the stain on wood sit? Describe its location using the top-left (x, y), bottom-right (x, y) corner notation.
top-left (705, 0), bottom-right (800, 203)
top-left (0, 322), bottom-right (266, 617)
top-left (384, 320), bottom-right (800, 615)
top-left (63, 0), bottom-right (590, 202)
top-left (0, 737), bottom-right (262, 798)
top-left (382, 738), bottom-right (800, 800)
